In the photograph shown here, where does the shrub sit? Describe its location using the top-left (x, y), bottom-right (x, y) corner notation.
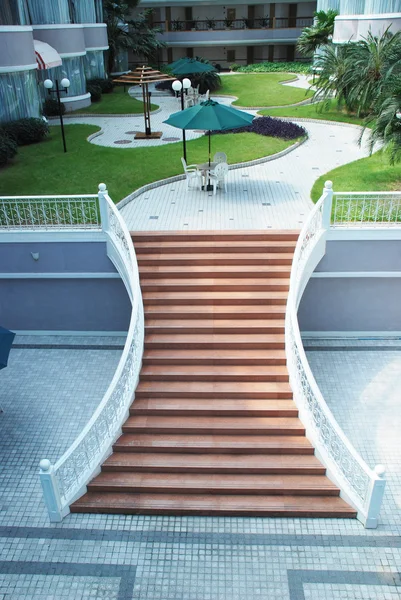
top-left (87, 83), bottom-right (102, 102)
top-left (210, 116), bottom-right (306, 140)
top-left (87, 78), bottom-right (114, 94)
top-left (1, 118), bottom-right (49, 146)
top-left (230, 63), bottom-right (241, 72)
top-left (42, 98), bottom-right (65, 117)
top-left (236, 61), bottom-right (312, 74)
top-left (0, 130), bottom-right (18, 167)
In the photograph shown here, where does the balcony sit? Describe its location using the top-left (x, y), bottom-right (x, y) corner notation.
top-left (154, 16), bottom-right (313, 46)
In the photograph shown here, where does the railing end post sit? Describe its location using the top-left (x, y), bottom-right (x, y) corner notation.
top-left (322, 180), bottom-right (334, 231)
top-left (98, 183), bottom-right (109, 232)
top-left (362, 464), bottom-right (386, 529)
top-left (39, 459), bottom-right (63, 523)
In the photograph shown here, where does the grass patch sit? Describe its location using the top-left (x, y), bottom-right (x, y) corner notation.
top-left (218, 73), bottom-right (313, 107)
top-left (73, 86), bottom-right (158, 115)
top-left (261, 101), bottom-right (366, 126)
top-left (0, 124), bottom-right (301, 202)
top-left (311, 151), bottom-right (401, 203)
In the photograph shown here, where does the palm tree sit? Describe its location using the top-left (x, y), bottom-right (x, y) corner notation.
top-left (366, 82), bottom-right (401, 164)
top-left (297, 9), bottom-right (338, 57)
top-left (312, 44), bottom-right (351, 108)
top-left (104, 1), bottom-right (164, 74)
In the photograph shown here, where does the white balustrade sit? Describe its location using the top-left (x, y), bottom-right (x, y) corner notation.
top-left (0, 195), bottom-right (101, 230)
top-left (33, 184), bottom-right (144, 522)
top-left (332, 191), bottom-right (401, 228)
top-left (285, 181), bottom-right (386, 528)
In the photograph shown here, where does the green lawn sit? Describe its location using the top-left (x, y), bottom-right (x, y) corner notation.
top-left (0, 124), bottom-right (301, 202)
top-left (311, 151), bottom-right (401, 203)
top-left (73, 86), bottom-right (158, 115)
top-left (260, 101), bottom-right (366, 126)
top-left (218, 73), bottom-right (313, 107)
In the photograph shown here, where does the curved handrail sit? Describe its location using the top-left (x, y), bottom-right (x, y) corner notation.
top-left (39, 185), bottom-right (144, 520)
top-left (285, 182), bottom-right (386, 528)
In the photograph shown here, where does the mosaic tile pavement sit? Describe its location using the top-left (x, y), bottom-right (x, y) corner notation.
top-left (0, 336), bottom-right (400, 599)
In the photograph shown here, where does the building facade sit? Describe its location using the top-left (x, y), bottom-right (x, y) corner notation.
top-left (316, 0), bottom-right (401, 42)
top-left (130, 1), bottom-right (317, 69)
top-left (0, 0), bottom-right (109, 122)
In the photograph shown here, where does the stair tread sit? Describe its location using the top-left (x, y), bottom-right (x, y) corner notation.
top-left (141, 278), bottom-right (290, 285)
top-left (140, 265), bottom-right (291, 274)
top-left (141, 365), bottom-right (288, 374)
top-left (137, 252), bottom-right (294, 263)
top-left (124, 415), bottom-right (303, 431)
top-left (145, 334), bottom-right (284, 342)
top-left (145, 319), bottom-right (284, 328)
top-left (136, 381), bottom-right (291, 392)
top-left (104, 452), bottom-right (324, 469)
top-left (144, 305), bottom-right (286, 316)
top-left (72, 493), bottom-right (355, 516)
top-left (88, 472), bottom-right (339, 491)
top-left (130, 398), bottom-right (297, 415)
top-left (143, 349), bottom-right (287, 362)
top-left (132, 230), bottom-right (299, 242)
top-left (114, 433), bottom-right (314, 452)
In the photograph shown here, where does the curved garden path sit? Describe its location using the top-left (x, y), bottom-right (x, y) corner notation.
top-left (119, 119), bottom-right (370, 230)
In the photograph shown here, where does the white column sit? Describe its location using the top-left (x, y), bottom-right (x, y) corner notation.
top-left (363, 464), bottom-right (386, 529)
top-left (98, 182), bottom-right (109, 232)
top-left (39, 459), bottom-right (63, 523)
top-left (322, 180), bottom-right (334, 230)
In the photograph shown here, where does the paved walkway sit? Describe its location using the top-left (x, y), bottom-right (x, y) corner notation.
top-left (120, 120), bottom-right (369, 230)
top-left (0, 336), bottom-right (400, 600)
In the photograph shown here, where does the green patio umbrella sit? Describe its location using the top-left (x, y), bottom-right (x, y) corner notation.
top-left (164, 99), bottom-right (254, 167)
top-left (169, 58), bottom-right (217, 76)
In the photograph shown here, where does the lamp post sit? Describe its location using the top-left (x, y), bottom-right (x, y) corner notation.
top-left (172, 77), bottom-right (191, 162)
top-left (44, 78), bottom-right (70, 153)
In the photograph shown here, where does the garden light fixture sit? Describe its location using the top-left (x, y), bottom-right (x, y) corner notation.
top-left (44, 77), bottom-right (70, 153)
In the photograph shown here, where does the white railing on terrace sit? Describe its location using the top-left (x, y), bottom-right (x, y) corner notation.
top-left (0, 184), bottom-right (144, 522)
top-left (0, 195), bottom-right (101, 230)
top-left (332, 191), bottom-right (401, 228)
top-left (286, 181), bottom-right (391, 528)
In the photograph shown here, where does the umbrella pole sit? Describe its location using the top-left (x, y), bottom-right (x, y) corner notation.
top-left (206, 130), bottom-right (213, 192)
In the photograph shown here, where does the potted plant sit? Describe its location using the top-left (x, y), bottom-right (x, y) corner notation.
top-left (206, 17), bottom-right (216, 30)
top-left (260, 16), bottom-right (270, 28)
top-left (171, 18), bottom-right (183, 31)
top-left (224, 17), bottom-right (233, 29)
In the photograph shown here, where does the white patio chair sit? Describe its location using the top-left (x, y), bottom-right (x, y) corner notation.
top-left (181, 157), bottom-right (202, 190)
top-left (209, 162), bottom-right (229, 195)
top-left (199, 89), bottom-right (210, 103)
top-left (213, 152), bottom-right (227, 164)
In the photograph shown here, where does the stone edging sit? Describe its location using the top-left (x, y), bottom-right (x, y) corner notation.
top-left (278, 116), bottom-right (364, 129)
top-left (116, 135), bottom-right (307, 211)
top-left (49, 106), bottom-right (162, 120)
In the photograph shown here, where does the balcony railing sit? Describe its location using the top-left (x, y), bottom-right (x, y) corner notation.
top-left (154, 16), bottom-right (313, 33)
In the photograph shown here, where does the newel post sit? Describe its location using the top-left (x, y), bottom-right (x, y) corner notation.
top-left (322, 180), bottom-right (334, 231)
top-left (98, 183), bottom-right (109, 233)
top-left (39, 459), bottom-right (63, 522)
top-left (363, 464), bottom-right (386, 529)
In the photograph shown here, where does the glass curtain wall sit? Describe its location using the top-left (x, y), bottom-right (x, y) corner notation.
top-left (94, 0), bottom-right (103, 22)
top-left (69, 0), bottom-right (96, 23)
top-left (26, 0), bottom-right (71, 24)
top-left (0, 70), bottom-right (40, 123)
top-left (364, 0), bottom-right (401, 13)
top-left (316, 0), bottom-right (340, 10)
top-left (0, 0), bottom-right (29, 25)
top-left (339, 0), bottom-right (366, 13)
top-left (38, 56), bottom-right (87, 100)
top-left (85, 51), bottom-right (106, 79)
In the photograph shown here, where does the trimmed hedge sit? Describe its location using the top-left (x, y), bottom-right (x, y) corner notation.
top-left (211, 116), bottom-right (306, 140)
top-left (2, 117), bottom-right (49, 146)
top-left (235, 62), bottom-right (311, 74)
top-left (87, 78), bottom-right (114, 94)
top-left (0, 130), bottom-right (18, 167)
top-left (43, 98), bottom-right (66, 117)
top-left (87, 83), bottom-right (102, 102)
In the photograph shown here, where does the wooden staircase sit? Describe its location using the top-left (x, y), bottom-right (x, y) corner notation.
top-left (71, 231), bottom-right (356, 518)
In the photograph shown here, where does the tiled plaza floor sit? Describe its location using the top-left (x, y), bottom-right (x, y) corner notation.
top-left (0, 336), bottom-right (400, 599)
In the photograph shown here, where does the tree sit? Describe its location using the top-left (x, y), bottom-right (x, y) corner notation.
top-left (365, 79), bottom-right (401, 164)
top-left (297, 9), bottom-right (338, 57)
top-left (103, 1), bottom-right (165, 74)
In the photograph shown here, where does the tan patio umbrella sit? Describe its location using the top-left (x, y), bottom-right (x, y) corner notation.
top-left (113, 65), bottom-right (175, 139)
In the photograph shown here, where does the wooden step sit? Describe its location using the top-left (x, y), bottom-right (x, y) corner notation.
top-left (134, 240), bottom-right (297, 254)
top-left (144, 319), bottom-right (285, 335)
top-left (142, 349), bottom-right (287, 366)
top-left (87, 472), bottom-right (340, 496)
top-left (130, 398), bottom-right (297, 417)
top-left (139, 365), bottom-right (289, 382)
top-left (122, 416), bottom-right (303, 435)
top-left (144, 305), bottom-right (287, 320)
top-left (102, 452), bottom-right (325, 474)
top-left (141, 278), bottom-right (290, 292)
top-left (137, 253), bottom-right (294, 266)
top-left (136, 380), bottom-right (292, 398)
top-left (139, 265), bottom-right (291, 278)
top-left (113, 433), bottom-right (315, 455)
top-left (142, 291), bottom-right (288, 305)
top-left (131, 230), bottom-right (300, 242)
top-left (71, 492), bottom-right (356, 517)
top-left (144, 334), bottom-right (285, 350)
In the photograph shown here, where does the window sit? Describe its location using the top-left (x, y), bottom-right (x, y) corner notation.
top-left (227, 49), bottom-right (236, 63)
top-left (85, 51), bottom-right (106, 80)
top-left (0, 0), bottom-right (28, 25)
top-left (227, 8), bottom-right (236, 21)
top-left (0, 70), bottom-right (40, 123)
top-left (26, 0), bottom-right (71, 24)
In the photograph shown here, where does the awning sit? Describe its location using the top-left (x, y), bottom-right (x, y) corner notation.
top-left (34, 39), bottom-right (62, 70)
